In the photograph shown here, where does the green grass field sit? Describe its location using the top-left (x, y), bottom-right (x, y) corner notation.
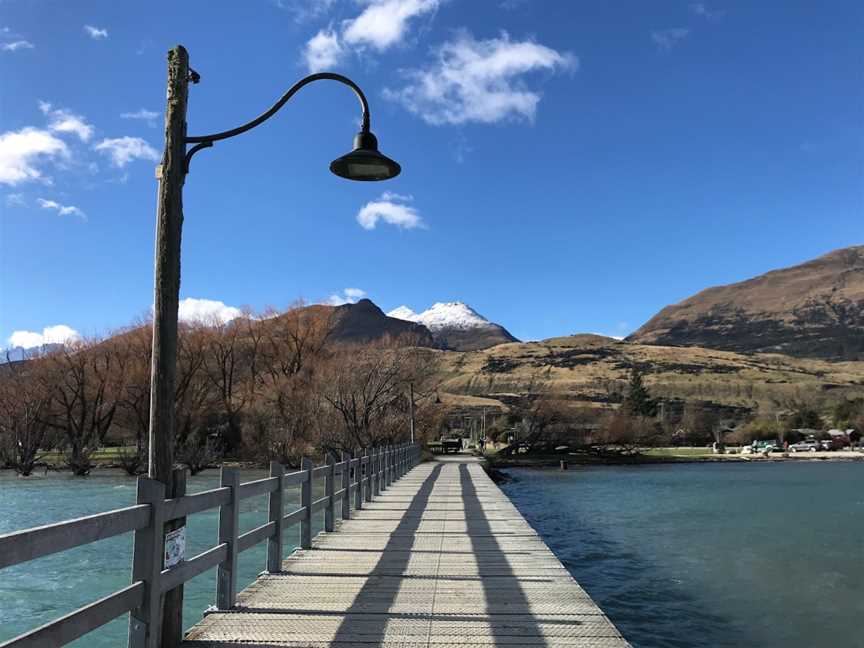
top-left (643, 447), bottom-right (716, 458)
top-left (39, 446), bottom-right (137, 464)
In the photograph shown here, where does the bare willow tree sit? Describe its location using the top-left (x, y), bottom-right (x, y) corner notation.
top-left (242, 304), bottom-right (336, 464)
top-left (112, 324), bottom-right (153, 474)
top-left (200, 316), bottom-right (258, 452)
top-left (175, 322), bottom-right (220, 473)
top-left (596, 411), bottom-right (663, 454)
top-left (319, 344), bottom-right (439, 451)
top-left (0, 359), bottom-right (53, 475)
top-left (41, 341), bottom-right (123, 475)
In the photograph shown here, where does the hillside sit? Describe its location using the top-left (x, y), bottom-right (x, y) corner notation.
top-left (299, 299), bottom-right (434, 346)
top-left (435, 334), bottom-right (864, 418)
top-left (628, 246), bottom-right (864, 361)
top-left (388, 302), bottom-right (518, 351)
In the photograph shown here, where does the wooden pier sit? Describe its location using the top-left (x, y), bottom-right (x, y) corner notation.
top-left (0, 447), bottom-right (630, 648)
top-left (184, 457), bottom-right (630, 647)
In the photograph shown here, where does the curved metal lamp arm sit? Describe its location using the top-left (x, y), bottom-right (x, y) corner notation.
top-left (186, 72), bottom-right (370, 145)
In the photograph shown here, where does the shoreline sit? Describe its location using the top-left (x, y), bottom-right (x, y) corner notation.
top-left (4, 451), bottom-right (863, 476)
top-left (0, 459), bottom-right (267, 477)
top-left (486, 451), bottom-right (864, 469)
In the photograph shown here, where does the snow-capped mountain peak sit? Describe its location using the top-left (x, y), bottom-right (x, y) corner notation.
top-left (387, 301), bottom-right (493, 331)
top-left (387, 300), bottom-right (518, 350)
top-left (387, 305), bottom-right (418, 322)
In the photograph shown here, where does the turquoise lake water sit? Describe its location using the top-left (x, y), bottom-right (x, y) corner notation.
top-left (0, 468), bottom-right (328, 647)
top-left (1, 462), bottom-right (862, 647)
top-left (501, 462), bottom-right (864, 648)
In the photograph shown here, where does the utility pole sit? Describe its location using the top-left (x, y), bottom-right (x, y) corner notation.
top-left (409, 382), bottom-right (415, 444)
top-left (148, 45), bottom-right (190, 648)
top-left (148, 44), bottom-right (189, 489)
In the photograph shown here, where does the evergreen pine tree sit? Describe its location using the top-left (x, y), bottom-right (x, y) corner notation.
top-left (623, 368), bottom-right (656, 417)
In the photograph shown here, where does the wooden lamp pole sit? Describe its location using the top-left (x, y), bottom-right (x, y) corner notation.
top-left (147, 44), bottom-right (191, 648)
top-left (145, 42), bottom-right (399, 647)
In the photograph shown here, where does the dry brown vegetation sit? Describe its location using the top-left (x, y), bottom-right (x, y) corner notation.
top-left (437, 334), bottom-right (864, 412)
top-left (0, 304), bottom-right (440, 476)
top-left (5, 309), bottom-right (864, 474)
top-left (433, 333), bottom-right (864, 452)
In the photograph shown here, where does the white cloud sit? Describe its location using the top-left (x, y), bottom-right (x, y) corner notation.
top-left (304, 27), bottom-right (345, 72)
top-left (5, 193), bottom-right (25, 207)
top-left (120, 109), bottom-right (160, 127)
top-left (1, 39), bottom-right (34, 52)
top-left (275, 0), bottom-right (338, 23)
top-left (689, 3), bottom-right (725, 20)
top-left (326, 288), bottom-right (368, 306)
top-left (83, 25), bottom-right (108, 40)
top-left (94, 136), bottom-right (159, 167)
top-left (343, 0), bottom-right (439, 51)
top-left (383, 31), bottom-right (576, 126)
top-left (356, 191), bottom-right (424, 230)
top-left (0, 127), bottom-right (69, 186)
top-left (39, 101), bottom-right (94, 142)
top-left (177, 298), bottom-right (242, 324)
top-left (344, 287), bottom-right (367, 299)
top-left (651, 28), bottom-right (690, 51)
top-left (37, 197), bottom-right (86, 220)
top-left (9, 324), bottom-right (80, 349)
top-left (301, 0), bottom-right (440, 72)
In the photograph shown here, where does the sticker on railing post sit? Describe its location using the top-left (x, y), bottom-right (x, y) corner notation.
top-left (164, 527), bottom-right (186, 568)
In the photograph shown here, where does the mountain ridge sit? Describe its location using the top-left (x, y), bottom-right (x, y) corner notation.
top-left (387, 301), bottom-right (519, 351)
top-left (628, 245), bottom-right (864, 360)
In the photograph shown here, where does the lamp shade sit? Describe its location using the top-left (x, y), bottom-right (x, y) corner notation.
top-left (330, 130), bottom-right (401, 181)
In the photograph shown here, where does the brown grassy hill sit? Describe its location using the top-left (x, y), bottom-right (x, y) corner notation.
top-left (435, 334), bottom-right (864, 416)
top-left (627, 246), bottom-right (864, 360)
top-left (293, 299), bottom-right (434, 346)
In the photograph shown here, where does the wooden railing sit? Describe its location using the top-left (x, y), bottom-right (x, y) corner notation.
top-left (0, 442), bottom-right (422, 648)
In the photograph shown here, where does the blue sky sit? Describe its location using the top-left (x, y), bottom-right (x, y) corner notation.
top-left (1, 0), bottom-right (862, 347)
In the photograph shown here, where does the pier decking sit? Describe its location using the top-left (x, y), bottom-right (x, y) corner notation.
top-left (184, 457), bottom-right (630, 647)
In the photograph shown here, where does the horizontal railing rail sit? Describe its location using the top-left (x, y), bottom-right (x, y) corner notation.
top-left (0, 442), bottom-right (422, 648)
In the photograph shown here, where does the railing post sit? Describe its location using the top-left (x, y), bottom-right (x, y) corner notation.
top-left (364, 448), bottom-right (372, 503)
top-left (341, 451), bottom-right (351, 520)
top-left (324, 454), bottom-right (335, 532)
top-left (128, 477), bottom-right (166, 648)
top-left (373, 448), bottom-right (380, 497)
top-left (300, 457), bottom-right (312, 549)
top-left (216, 467), bottom-right (240, 610)
top-left (267, 461), bottom-right (285, 573)
top-left (382, 446), bottom-right (388, 490)
top-left (353, 452), bottom-right (362, 510)
top-left (162, 467), bottom-right (187, 648)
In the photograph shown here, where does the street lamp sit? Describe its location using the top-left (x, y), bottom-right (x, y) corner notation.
top-left (147, 45), bottom-right (401, 488)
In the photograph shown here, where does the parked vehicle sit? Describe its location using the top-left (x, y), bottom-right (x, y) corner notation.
top-left (744, 440), bottom-right (780, 454)
top-left (789, 440), bottom-right (819, 452)
top-left (441, 439), bottom-right (463, 454)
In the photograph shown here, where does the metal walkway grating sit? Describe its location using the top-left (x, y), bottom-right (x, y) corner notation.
top-left (183, 458), bottom-right (631, 647)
